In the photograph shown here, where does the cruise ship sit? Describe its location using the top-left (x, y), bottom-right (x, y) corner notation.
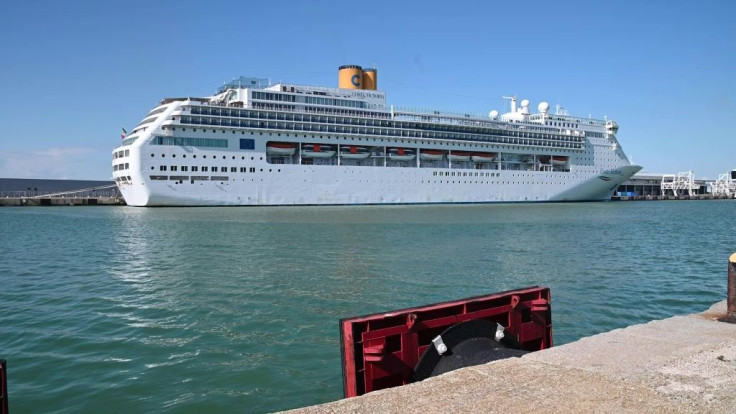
top-left (112, 65), bottom-right (642, 206)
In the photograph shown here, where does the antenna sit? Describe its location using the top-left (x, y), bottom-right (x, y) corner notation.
top-left (502, 95), bottom-right (517, 112)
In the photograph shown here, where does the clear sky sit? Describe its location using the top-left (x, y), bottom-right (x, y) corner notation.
top-left (1, 0), bottom-right (734, 180)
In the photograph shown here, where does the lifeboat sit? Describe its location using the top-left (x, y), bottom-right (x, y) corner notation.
top-left (471, 152), bottom-right (496, 163)
top-left (551, 156), bottom-right (569, 166)
top-left (447, 151), bottom-right (472, 162)
top-left (419, 149), bottom-right (444, 161)
top-left (340, 146), bottom-right (371, 160)
top-left (302, 144), bottom-right (336, 159)
top-left (387, 148), bottom-right (416, 161)
top-left (266, 142), bottom-right (296, 156)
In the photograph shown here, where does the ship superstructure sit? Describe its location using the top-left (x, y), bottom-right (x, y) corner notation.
top-left (112, 65), bottom-right (641, 206)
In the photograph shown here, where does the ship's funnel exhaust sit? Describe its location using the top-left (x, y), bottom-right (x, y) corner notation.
top-left (339, 65), bottom-right (363, 89)
top-left (362, 68), bottom-right (377, 90)
top-left (338, 65), bottom-right (378, 90)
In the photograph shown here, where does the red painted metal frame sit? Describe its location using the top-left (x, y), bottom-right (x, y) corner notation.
top-left (340, 286), bottom-right (552, 397)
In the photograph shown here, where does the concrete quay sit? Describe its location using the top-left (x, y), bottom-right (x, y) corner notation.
top-left (287, 301), bottom-right (736, 414)
top-left (0, 197), bottom-right (125, 206)
top-left (611, 194), bottom-right (734, 201)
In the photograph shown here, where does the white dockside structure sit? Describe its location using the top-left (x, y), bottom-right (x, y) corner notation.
top-left (112, 65), bottom-right (641, 206)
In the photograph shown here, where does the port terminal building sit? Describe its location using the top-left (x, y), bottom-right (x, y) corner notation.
top-left (614, 172), bottom-right (711, 198)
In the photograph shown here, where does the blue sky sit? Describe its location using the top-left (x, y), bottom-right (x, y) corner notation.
top-left (1, 0), bottom-right (734, 180)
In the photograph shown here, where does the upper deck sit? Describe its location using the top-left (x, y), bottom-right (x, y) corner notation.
top-left (128, 70), bottom-right (615, 152)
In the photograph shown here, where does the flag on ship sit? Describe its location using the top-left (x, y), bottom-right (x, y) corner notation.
top-left (121, 127), bottom-right (127, 139)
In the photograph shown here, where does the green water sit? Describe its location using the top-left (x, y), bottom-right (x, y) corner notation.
top-left (1, 201), bottom-right (733, 413)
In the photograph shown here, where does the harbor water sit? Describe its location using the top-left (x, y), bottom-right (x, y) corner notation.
top-left (1, 200), bottom-right (733, 413)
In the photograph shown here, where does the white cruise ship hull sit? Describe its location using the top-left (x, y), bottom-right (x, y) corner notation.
top-left (117, 142), bottom-right (640, 207)
top-left (112, 74), bottom-right (642, 206)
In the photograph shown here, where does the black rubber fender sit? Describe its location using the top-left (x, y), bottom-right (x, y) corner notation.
top-left (413, 319), bottom-right (528, 381)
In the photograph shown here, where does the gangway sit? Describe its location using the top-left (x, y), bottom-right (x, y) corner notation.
top-left (711, 170), bottom-right (736, 197)
top-left (27, 184), bottom-right (118, 199)
top-left (660, 171), bottom-right (699, 197)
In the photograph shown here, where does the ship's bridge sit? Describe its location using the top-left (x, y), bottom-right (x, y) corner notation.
top-left (217, 76), bottom-right (270, 93)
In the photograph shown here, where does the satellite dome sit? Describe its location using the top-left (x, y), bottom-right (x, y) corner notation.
top-left (520, 99), bottom-right (530, 107)
top-left (538, 102), bottom-right (550, 114)
top-left (489, 110), bottom-right (499, 119)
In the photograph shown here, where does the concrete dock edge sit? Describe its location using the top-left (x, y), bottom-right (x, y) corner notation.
top-left (285, 301), bottom-right (736, 413)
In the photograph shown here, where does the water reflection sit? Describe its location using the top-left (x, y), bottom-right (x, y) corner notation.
top-left (2, 201), bottom-right (734, 413)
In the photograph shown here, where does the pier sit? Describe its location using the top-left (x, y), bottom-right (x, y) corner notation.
top-left (611, 194), bottom-right (733, 201)
top-left (0, 196), bottom-right (125, 206)
top-left (0, 179), bottom-right (125, 206)
top-left (287, 255), bottom-right (736, 413)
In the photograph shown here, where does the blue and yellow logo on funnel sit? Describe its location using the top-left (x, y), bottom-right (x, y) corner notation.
top-left (351, 74), bottom-right (361, 87)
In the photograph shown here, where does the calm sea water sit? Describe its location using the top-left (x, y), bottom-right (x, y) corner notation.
top-left (1, 201), bottom-right (733, 413)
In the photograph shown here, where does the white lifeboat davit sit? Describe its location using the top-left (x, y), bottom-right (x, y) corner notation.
top-left (448, 151), bottom-right (472, 162)
top-left (302, 144), bottom-right (336, 159)
top-left (387, 148), bottom-right (416, 161)
top-left (551, 156), bottom-right (568, 166)
top-left (266, 142), bottom-right (296, 156)
top-left (419, 149), bottom-right (444, 161)
top-left (340, 146), bottom-right (371, 159)
top-left (471, 152), bottom-right (496, 163)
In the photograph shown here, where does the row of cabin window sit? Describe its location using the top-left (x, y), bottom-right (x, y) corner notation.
top-left (433, 171), bottom-right (500, 177)
top-left (157, 166), bottom-right (259, 173)
top-left (178, 115), bottom-right (583, 144)
top-left (151, 152), bottom-right (263, 161)
top-left (190, 105), bottom-right (576, 138)
top-left (251, 91), bottom-right (366, 108)
top-left (178, 117), bottom-right (583, 150)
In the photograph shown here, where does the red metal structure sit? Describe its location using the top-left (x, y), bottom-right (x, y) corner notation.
top-left (340, 286), bottom-right (552, 397)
